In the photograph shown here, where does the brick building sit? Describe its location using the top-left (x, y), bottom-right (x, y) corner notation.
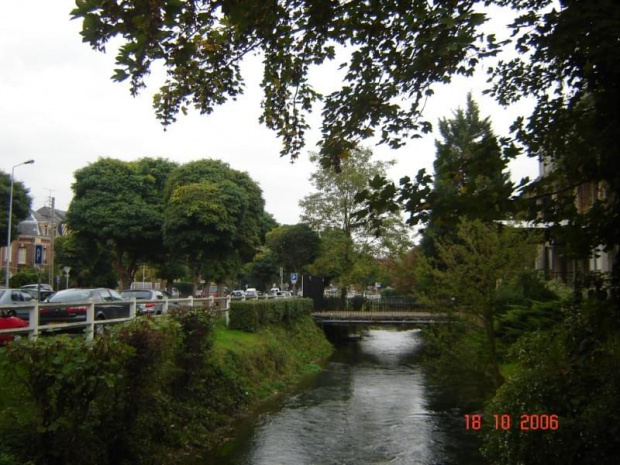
top-left (1, 207), bottom-right (67, 284)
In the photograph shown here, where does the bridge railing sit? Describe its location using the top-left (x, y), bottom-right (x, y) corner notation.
top-left (319, 295), bottom-right (422, 312)
top-left (0, 296), bottom-right (231, 342)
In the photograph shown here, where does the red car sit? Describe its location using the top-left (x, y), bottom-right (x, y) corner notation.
top-left (0, 311), bottom-right (28, 345)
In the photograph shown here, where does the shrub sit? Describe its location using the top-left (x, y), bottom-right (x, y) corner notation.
top-left (482, 300), bottom-right (620, 464)
top-left (105, 318), bottom-right (180, 463)
top-left (0, 335), bottom-right (128, 464)
top-left (8, 270), bottom-right (39, 288)
top-left (229, 298), bottom-right (313, 332)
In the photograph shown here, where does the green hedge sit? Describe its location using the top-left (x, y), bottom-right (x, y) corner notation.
top-left (0, 307), bottom-right (330, 464)
top-left (229, 298), bottom-right (314, 332)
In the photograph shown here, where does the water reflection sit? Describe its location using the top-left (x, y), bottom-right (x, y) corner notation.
top-left (201, 329), bottom-right (483, 465)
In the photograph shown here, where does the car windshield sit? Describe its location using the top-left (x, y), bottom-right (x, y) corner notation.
top-left (109, 290), bottom-right (124, 301)
top-left (122, 290), bottom-right (151, 300)
top-left (48, 290), bottom-right (91, 302)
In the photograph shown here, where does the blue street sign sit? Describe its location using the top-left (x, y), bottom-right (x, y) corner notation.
top-left (34, 244), bottom-right (44, 265)
top-left (290, 273), bottom-right (298, 283)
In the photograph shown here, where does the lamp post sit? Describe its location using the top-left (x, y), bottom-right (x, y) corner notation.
top-left (5, 159), bottom-right (35, 287)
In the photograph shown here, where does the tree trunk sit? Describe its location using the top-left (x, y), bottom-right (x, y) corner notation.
top-left (483, 306), bottom-right (503, 389)
top-left (339, 286), bottom-right (347, 310)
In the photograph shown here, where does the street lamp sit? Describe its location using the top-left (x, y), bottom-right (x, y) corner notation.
top-left (5, 159), bottom-right (35, 287)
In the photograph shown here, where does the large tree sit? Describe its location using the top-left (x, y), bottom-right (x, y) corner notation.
top-left (300, 148), bottom-right (410, 253)
top-left (357, 95), bottom-right (514, 238)
top-left (300, 148), bottom-right (411, 299)
top-left (162, 159), bottom-right (265, 289)
top-left (422, 219), bottom-right (539, 388)
top-left (265, 223), bottom-right (320, 275)
top-left (73, 0), bottom-right (620, 287)
top-left (67, 157), bottom-right (178, 290)
top-left (431, 95), bottom-right (513, 227)
top-left (0, 170), bottom-right (33, 248)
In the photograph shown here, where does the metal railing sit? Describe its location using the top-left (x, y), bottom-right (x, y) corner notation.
top-left (0, 296), bottom-right (231, 342)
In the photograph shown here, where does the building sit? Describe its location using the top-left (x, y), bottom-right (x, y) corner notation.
top-left (533, 158), bottom-right (616, 288)
top-left (1, 207), bottom-right (67, 285)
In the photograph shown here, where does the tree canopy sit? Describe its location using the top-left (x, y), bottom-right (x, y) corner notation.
top-left (265, 223), bottom-right (320, 274)
top-left (66, 157), bottom-right (179, 289)
top-left (300, 147), bottom-right (409, 252)
top-left (163, 159), bottom-right (266, 285)
top-left (72, 0), bottom-right (620, 285)
top-left (420, 219), bottom-right (539, 388)
top-left (0, 170), bottom-right (33, 247)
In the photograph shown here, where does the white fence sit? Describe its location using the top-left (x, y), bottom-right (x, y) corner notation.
top-left (229, 294), bottom-right (294, 301)
top-left (0, 296), bottom-right (231, 342)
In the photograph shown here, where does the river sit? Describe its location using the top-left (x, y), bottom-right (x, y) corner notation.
top-left (195, 328), bottom-right (484, 464)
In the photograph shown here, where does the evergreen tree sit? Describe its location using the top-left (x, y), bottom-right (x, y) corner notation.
top-left (422, 95), bottom-right (514, 256)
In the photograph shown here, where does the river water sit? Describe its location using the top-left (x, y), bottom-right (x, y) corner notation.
top-left (197, 328), bottom-right (484, 465)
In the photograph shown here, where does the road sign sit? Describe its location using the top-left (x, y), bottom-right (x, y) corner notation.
top-left (290, 273), bottom-right (298, 284)
top-left (34, 244), bottom-right (44, 265)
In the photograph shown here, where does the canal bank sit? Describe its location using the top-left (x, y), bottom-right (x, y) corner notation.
top-left (0, 309), bottom-right (332, 465)
top-left (195, 328), bottom-right (485, 464)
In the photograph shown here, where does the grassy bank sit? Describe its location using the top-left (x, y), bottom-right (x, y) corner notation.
top-left (0, 310), bottom-right (332, 465)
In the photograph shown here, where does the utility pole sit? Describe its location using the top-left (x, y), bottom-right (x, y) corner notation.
top-left (49, 196), bottom-right (55, 287)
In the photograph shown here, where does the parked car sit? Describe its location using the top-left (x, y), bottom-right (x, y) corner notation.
top-left (230, 290), bottom-right (246, 299)
top-left (121, 288), bottom-right (175, 315)
top-left (0, 310), bottom-right (28, 345)
top-left (0, 289), bottom-right (33, 320)
top-left (20, 283), bottom-right (55, 301)
top-left (245, 288), bottom-right (258, 299)
top-left (42, 288), bottom-right (129, 324)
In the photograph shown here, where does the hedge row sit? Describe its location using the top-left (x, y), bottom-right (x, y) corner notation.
top-left (0, 307), bottom-right (223, 465)
top-left (229, 298), bottom-right (313, 332)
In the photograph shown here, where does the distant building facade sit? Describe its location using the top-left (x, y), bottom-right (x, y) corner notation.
top-left (1, 207), bottom-right (67, 283)
top-left (534, 158), bottom-right (617, 287)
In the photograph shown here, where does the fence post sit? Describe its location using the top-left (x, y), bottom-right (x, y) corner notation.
top-left (188, 296), bottom-right (194, 307)
top-left (28, 301), bottom-right (39, 340)
top-left (86, 299), bottom-right (95, 342)
top-left (225, 296), bottom-right (231, 326)
top-left (129, 297), bottom-right (137, 319)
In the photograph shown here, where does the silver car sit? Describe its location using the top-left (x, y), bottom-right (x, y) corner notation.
top-left (121, 289), bottom-right (170, 315)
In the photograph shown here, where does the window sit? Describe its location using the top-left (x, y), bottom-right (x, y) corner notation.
top-left (18, 247), bottom-right (27, 265)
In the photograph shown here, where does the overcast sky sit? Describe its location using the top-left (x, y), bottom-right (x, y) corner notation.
top-left (1, 1), bottom-right (538, 227)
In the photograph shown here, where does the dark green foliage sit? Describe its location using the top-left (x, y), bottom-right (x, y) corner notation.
top-left (174, 281), bottom-right (193, 297)
top-left (169, 307), bottom-right (215, 386)
top-left (482, 299), bottom-right (620, 464)
top-left (496, 300), bottom-right (564, 345)
top-left (0, 306), bottom-right (330, 464)
top-left (73, 0), bottom-right (620, 288)
top-left (239, 249), bottom-right (280, 291)
top-left (105, 318), bottom-right (179, 463)
top-left (421, 322), bottom-right (495, 410)
top-left (265, 223), bottom-right (320, 274)
top-left (66, 157), bottom-right (179, 290)
top-left (54, 235), bottom-right (119, 289)
top-left (229, 298), bottom-right (314, 332)
top-left (357, 95), bottom-right (515, 249)
top-left (8, 270), bottom-right (39, 288)
top-left (163, 159), bottom-right (266, 287)
top-left (72, 1), bottom-right (487, 163)
top-left (349, 295), bottom-right (364, 311)
top-left (0, 335), bottom-right (128, 465)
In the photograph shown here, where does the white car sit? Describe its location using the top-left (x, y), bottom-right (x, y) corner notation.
top-left (245, 288), bottom-right (258, 299)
